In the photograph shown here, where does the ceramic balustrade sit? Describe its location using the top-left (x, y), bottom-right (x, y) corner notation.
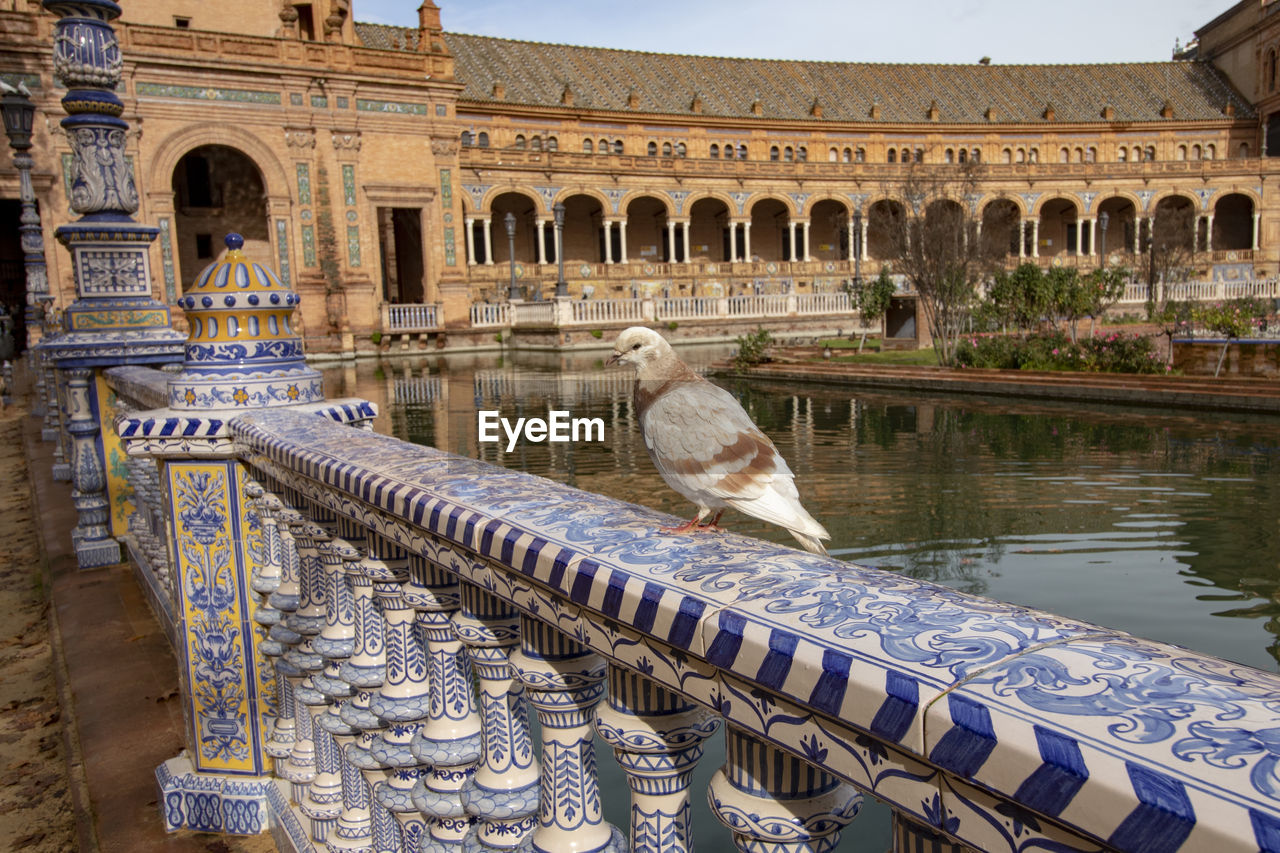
top-left (214, 404), bottom-right (1280, 853)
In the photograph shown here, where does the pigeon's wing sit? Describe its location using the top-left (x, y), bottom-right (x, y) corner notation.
top-left (642, 377), bottom-right (784, 503)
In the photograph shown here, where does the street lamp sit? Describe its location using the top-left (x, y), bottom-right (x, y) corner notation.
top-left (1, 81), bottom-right (51, 342)
top-left (1097, 210), bottom-right (1109, 265)
top-left (852, 209), bottom-right (863, 287)
top-left (504, 212), bottom-right (519, 301)
top-left (553, 201), bottom-right (567, 298)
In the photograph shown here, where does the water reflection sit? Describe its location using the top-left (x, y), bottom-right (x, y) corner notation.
top-left (324, 350), bottom-right (1280, 673)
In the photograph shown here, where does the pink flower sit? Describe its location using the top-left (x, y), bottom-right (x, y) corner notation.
top-left (1052, 348), bottom-right (1059, 355)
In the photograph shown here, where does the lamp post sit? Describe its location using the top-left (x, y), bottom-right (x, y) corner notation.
top-left (504, 212), bottom-right (519, 301)
top-left (852, 209), bottom-right (863, 288)
top-left (553, 201), bottom-right (567, 298)
top-left (1, 81), bottom-right (51, 347)
top-left (1097, 210), bottom-right (1109, 266)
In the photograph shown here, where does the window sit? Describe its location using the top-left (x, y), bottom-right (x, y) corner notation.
top-left (1015, 147), bottom-right (1025, 163)
top-left (1074, 147), bottom-right (1084, 163)
top-left (770, 146), bottom-right (780, 161)
top-left (957, 148), bottom-right (966, 164)
top-left (1002, 147), bottom-right (1012, 164)
top-left (1085, 146), bottom-right (1095, 163)
top-left (737, 143), bottom-right (747, 159)
top-left (296, 3), bottom-right (316, 40)
top-left (531, 136), bottom-right (542, 151)
top-left (855, 147), bottom-right (865, 163)
top-left (677, 142), bottom-right (686, 157)
top-left (1144, 145), bottom-right (1155, 161)
top-left (662, 142), bottom-right (672, 156)
top-left (477, 132), bottom-right (489, 148)
top-left (784, 146), bottom-right (794, 161)
top-left (612, 139), bottom-right (623, 154)
top-left (887, 148), bottom-right (897, 163)
top-left (797, 146), bottom-right (807, 161)
top-left (1205, 143), bottom-right (1214, 159)
top-left (1059, 147), bottom-right (1069, 163)
top-left (710, 143), bottom-right (720, 159)
top-left (547, 136), bottom-right (558, 152)
top-left (461, 130), bottom-right (473, 147)
top-left (971, 148), bottom-right (981, 163)
top-left (174, 16), bottom-right (191, 28)
top-left (647, 141), bottom-right (658, 156)
top-left (1117, 147), bottom-right (1127, 162)
top-left (1191, 144), bottom-right (1201, 160)
top-left (196, 233), bottom-right (213, 259)
top-left (1176, 144), bottom-right (1186, 161)
top-left (582, 139), bottom-right (593, 153)
top-left (1028, 148), bottom-right (1038, 163)
top-left (945, 148), bottom-right (955, 164)
top-left (599, 138), bottom-right (608, 153)
top-left (1132, 146), bottom-right (1142, 161)
top-left (843, 147), bottom-right (852, 163)
top-left (515, 134), bottom-right (526, 149)
top-left (829, 147), bottom-right (839, 162)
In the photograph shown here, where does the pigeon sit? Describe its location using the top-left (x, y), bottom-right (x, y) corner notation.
top-left (608, 326), bottom-right (831, 554)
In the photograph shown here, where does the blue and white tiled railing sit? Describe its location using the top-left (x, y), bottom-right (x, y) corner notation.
top-left (112, 373), bottom-right (1280, 853)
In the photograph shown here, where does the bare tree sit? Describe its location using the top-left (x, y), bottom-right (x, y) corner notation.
top-left (1140, 202), bottom-right (1198, 312)
top-left (880, 161), bottom-right (1007, 364)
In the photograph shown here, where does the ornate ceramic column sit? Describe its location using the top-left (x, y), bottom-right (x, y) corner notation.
top-left (708, 726), bottom-right (863, 853)
top-left (594, 664), bottom-right (719, 853)
top-left (0, 81), bottom-right (52, 350)
top-left (40, 0), bottom-right (185, 568)
top-left (509, 616), bottom-right (624, 853)
top-left (116, 234), bottom-right (368, 838)
top-left (454, 581), bottom-right (538, 851)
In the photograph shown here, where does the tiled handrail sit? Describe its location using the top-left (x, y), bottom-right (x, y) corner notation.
top-left (228, 407), bottom-right (1280, 853)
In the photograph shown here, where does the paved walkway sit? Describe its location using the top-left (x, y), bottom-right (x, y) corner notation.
top-left (19, 373), bottom-right (274, 852)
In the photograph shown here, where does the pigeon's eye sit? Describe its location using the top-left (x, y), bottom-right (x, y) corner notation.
top-left (631, 343), bottom-right (641, 350)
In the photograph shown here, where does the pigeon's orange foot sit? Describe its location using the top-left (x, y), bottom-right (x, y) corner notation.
top-left (660, 519), bottom-right (702, 535)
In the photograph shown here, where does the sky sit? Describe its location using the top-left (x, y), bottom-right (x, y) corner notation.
top-left (356, 0), bottom-right (1219, 65)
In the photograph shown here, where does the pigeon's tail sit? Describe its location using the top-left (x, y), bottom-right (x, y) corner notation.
top-left (789, 529), bottom-right (829, 555)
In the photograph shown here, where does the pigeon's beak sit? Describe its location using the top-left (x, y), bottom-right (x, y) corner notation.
top-left (606, 351), bottom-right (621, 366)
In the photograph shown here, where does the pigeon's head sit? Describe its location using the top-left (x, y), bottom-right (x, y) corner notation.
top-left (607, 326), bottom-right (671, 369)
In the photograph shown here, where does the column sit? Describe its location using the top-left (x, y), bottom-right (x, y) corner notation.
top-left (604, 221), bottom-right (614, 264)
top-left (846, 218), bottom-right (855, 262)
top-left (743, 222), bottom-right (752, 260)
top-left (729, 221), bottom-right (738, 262)
top-left (708, 726), bottom-right (862, 852)
top-left (64, 368), bottom-right (117, 567)
top-left (1075, 220), bottom-right (1084, 256)
top-left (510, 617), bottom-right (624, 853)
top-left (1253, 212), bottom-right (1261, 250)
top-left (1206, 213), bottom-right (1214, 252)
top-left (680, 220), bottom-right (690, 263)
top-left (1031, 220), bottom-right (1040, 258)
top-left (860, 216), bottom-right (869, 261)
top-left (1133, 217), bottom-right (1142, 254)
top-left (666, 220), bottom-right (676, 263)
top-left (594, 665), bottom-right (719, 853)
top-left (465, 218), bottom-right (477, 265)
top-left (619, 221), bottom-right (628, 263)
top-left (801, 220), bottom-right (811, 261)
top-left (1018, 217), bottom-right (1025, 258)
top-left (535, 219), bottom-right (547, 265)
top-left (788, 221), bottom-right (797, 261)
top-left (481, 217), bottom-right (494, 265)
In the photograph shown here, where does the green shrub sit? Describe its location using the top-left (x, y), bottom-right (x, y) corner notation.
top-left (589, 329), bottom-right (603, 339)
top-left (370, 331), bottom-right (383, 344)
top-left (954, 331), bottom-right (1166, 374)
top-left (732, 327), bottom-right (773, 372)
top-left (667, 321), bottom-right (679, 332)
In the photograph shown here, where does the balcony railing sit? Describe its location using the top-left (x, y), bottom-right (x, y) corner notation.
top-left (383, 303), bottom-right (442, 334)
top-left (105, 364), bottom-right (1280, 853)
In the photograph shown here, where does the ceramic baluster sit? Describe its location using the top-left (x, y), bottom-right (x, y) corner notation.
top-left (594, 664), bottom-right (720, 853)
top-left (265, 506), bottom-right (305, 763)
top-left (453, 582), bottom-right (538, 851)
top-left (368, 538), bottom-right (430, 849)
top-left (409, 555), bottom-right (482, 849)
top-left (707, 726), bottom-right (862, 853)
top-left (509, 615), bottom-right (624, 853)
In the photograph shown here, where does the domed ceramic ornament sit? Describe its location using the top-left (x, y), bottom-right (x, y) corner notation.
top-left (167, 233), bottom-right (323, 409)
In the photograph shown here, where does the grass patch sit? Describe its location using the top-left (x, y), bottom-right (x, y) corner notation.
top-left (820, 337), bottom-right (882, 351)
top-left (827, 347), bottom-right (939, 366)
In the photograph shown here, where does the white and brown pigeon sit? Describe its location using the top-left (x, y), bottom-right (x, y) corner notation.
top-left (608, 326), bottom-right (831, 554)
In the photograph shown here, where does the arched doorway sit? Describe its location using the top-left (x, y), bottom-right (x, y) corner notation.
top-left (1097, 197), bottom-right (1137, 260)
top-left (560, 194), bottom-right (605, 263)
top-left (1152, 196), bottom-right (1196, 253)
top-left (625, 196), bottom-right (670, 263)
top-left (171, 145), bottom-right (270, 291)
top-left (688, 197), bottom-right (731, 262)
top-left (981, 199), bottom-right (1021, 259)
top-left (1037, 198), bottom-right (1078, 258)
top-left (489, 192), bottom-right (539, 264)
top-left (810, 199), bottom-right (850, 260)
top-left (1212, 193), bottom-right (1254, 251)
top-left (868, 199), bottom-right (906, 261)
top-left (748, 198), bottom-right (790, 262)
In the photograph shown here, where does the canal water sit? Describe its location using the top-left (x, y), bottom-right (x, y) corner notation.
top-left (321, 344), bottom-right (1280, 850)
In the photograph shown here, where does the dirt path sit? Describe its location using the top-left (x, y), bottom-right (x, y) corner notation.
top-left (0, 405), bottom-right (76, 852)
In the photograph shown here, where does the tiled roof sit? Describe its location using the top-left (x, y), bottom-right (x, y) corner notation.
top-left (356, 22), bottom-right (421, 52)
top-left (354, 23), bottom-right (1253, 123)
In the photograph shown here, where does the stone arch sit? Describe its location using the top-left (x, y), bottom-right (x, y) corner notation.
top-left (549, 187), bottom-right (614, 217)
top-left (615, 190), bottom-right (675, 218)
top-left (488, 191), bottom-right (541, 264)
top-left (978, 193), bottom-right (1027, 217)
top-left (981, 198), bottom-right (1023, 258)
top-left (1212, 192), bottom-right (1255, 251)
top-left (687, 196), bottom-right (734, 262)
top-left (476, 183), bottom-right (546, 215)
top-left (149, 123), bottom-right (290, 203)
top-left (683, 189), bottom-right (742, 218)
top-left (741, 192), bottom-right (800, 218)
top-left (1148, 189), bottom-right (1199, 213)
top-left (1036, 197), bottom-right (1080, 257)
top-left (747, 197), bottom-right (794, 262)
top-left (799, 193), bottom-right (850, 218)
top-left (1030, 192), bottom-right (1084, 218)
top-left (624, 194), bottom-right (674, 262)
top-left (809, 198), bottom-right (852, 260)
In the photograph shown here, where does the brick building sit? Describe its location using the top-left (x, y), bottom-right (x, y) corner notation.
top-left (0, 0), bottom-right (1276, 351)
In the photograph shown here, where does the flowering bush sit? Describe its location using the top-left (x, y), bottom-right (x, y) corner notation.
top-left (954, 331), bottom-right (1166, 374)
